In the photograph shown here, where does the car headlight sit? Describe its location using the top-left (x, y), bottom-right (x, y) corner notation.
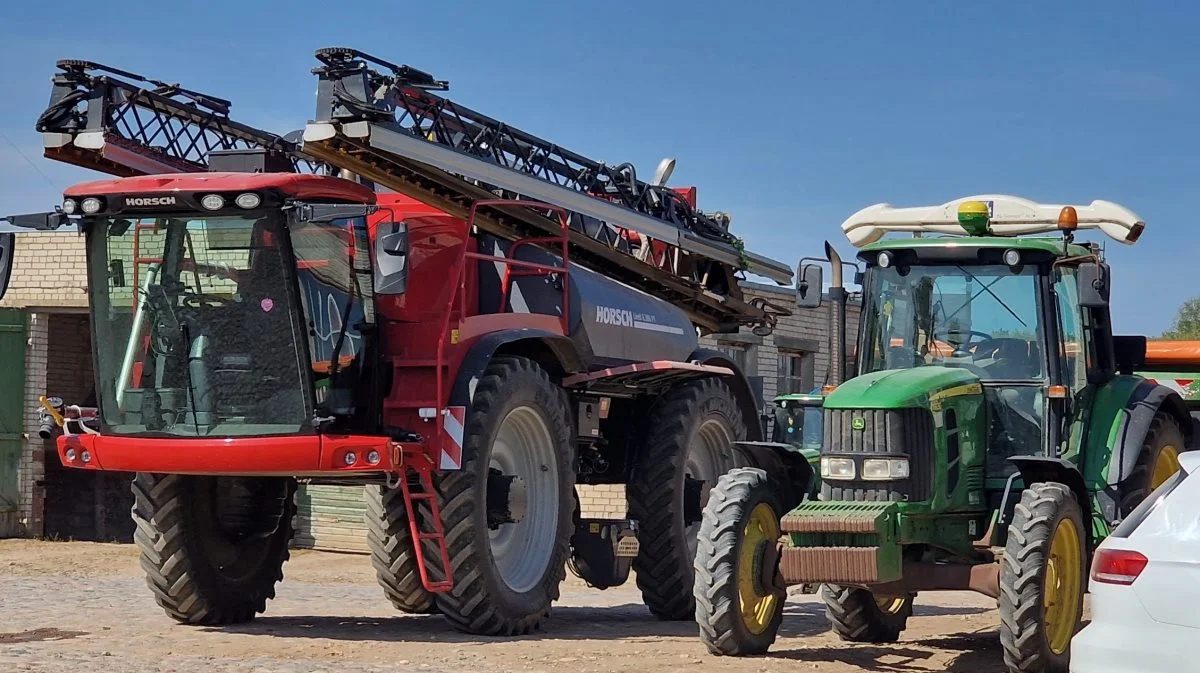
top-left (862, 458), bottom-right (909, 480)
top-left (821, 457), bottom-right (856, 480)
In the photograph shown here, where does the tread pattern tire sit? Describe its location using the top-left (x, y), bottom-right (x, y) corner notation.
top-left (821, 584), bottom-right (913, 643)
top-left (694, 467), bottom-right (786, 656)
top-left (1120, 413), bottom-right (1185, 516)
top-left (999, 481), bottom-right (1086, 673)
top-left (629, 377), bottom-right (746, 621)
top-left (429, 355), bottom-right (575, 636)
top-left (365, 484), bottom-right (437, 614)
top-left (132, 473), bottom-right (295, 625)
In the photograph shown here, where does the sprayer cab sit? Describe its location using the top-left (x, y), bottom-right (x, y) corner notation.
top-left (46, 170), bottom-right (415, 474)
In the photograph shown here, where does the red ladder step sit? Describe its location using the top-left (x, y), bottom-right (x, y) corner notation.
top-left (398, 460), bottom-right (454, 592)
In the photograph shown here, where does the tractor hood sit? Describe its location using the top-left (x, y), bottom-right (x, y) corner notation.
top-left (825, 366), bottom-right (980, 409)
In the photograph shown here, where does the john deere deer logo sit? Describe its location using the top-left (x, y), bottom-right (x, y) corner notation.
top-left (851, 417), bottom-right (866, 430)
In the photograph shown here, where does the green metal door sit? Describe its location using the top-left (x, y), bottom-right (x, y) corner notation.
top-left (0, 309), bottom-right (27, 513)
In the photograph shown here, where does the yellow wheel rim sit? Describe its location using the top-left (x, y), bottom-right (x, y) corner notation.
top-left (1151, 444), bottom-right (1181, 490)
top-left (1043, 517), bottom-right (1083, 655)
top-left (737, 502), bottom-right (780, 635)
top-left (875, 596), bottom-right (906, 614)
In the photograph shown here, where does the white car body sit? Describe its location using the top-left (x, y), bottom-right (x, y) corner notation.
top-left (1071, 451), bottom-right (1200, 672)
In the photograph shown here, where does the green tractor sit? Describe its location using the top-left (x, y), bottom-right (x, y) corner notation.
top-left (694, 195), bottom-right (1195, 673)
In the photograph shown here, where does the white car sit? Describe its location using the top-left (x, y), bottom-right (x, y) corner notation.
top-left (1071, 451), bottom-right (1200, 672)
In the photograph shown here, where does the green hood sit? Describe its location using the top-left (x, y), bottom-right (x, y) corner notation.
top-left (825, 366), bottom-right (980, 409)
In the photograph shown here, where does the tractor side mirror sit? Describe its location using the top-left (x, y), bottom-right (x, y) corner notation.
top-left (1077, 261), bottom-right (1109, 308)
top-left (796, 263), bottom-right (823, 309)
top-left (0, 232), bottom-right (14, 302)
top-left (373, 219), bottom-right (408, 295)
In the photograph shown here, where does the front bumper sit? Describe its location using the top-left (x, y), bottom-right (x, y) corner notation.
top-left (56, 432), bottom-right (402, 476)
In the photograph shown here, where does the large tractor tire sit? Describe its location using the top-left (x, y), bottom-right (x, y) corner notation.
top-left (629, 377), bottom-right (745, 620)
top-left (365, 484), bottom-right (436, 614)
top-left (999, 482), bottom-right (1086, 673)
top-left (429, 355), bottom-right (576, 636)
top-left (693, 467), bottom-right (787, 656)
top-left (131, 473), bottom-right (295, 625)
top-left (1120, 412), bottom-right (1186, 516)
top-left (821, 584), bottom-right (914, 643)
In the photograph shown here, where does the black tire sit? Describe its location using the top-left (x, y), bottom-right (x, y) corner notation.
top-left (1120, 413), bottom-right (1186, 516)
top-left (999, 482), bottom-right (1087, 673)
top-left (429, 355), bottom-right (575, 636)
top-left (131, 473), bottom-right (295, 625)
top-left (629, 377), bottom-right (746, 620)
top-left (694, 467), bottom-right (786, 656)
top-left (365, 484), bottom-right (437, 614)
top-left (821, 584), bottom-right (914, 643)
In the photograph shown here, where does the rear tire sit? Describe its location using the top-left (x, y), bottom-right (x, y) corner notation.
top-left (999, 482), bottom-right (1086, 673)
top-left (693, 467), bottom-right (786, 656)
top-left (131, 473), bottom-right (295, 625)
top-left (1120, 413), bottom-right (1185, 516)
top-left (365, 484), bottom-right (437, 614)
top-left (629, 377), bottom-right (745, 620)
top-left (821, 584), bottom-right (913, 643)
top-left (430, 355), bottom-right (575, 636)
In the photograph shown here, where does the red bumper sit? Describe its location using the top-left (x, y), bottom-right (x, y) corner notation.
top-left (56, 433), bottom-right (405, 476)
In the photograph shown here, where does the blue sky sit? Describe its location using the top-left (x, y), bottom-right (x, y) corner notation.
top-left (0, 1), bottom-right (1195, 334)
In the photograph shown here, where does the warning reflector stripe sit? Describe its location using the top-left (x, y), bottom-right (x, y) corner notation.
top-left (440, 406), bottom-right (466, 470)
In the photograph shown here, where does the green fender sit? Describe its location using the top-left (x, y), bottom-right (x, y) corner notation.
top-left (1085, 376), bottom-right (1195, 488)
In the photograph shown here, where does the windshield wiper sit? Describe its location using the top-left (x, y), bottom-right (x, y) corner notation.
top-left (955, 263), bottom-right (1022, 326)
top-left (326, 258), bottom-right (365, 396)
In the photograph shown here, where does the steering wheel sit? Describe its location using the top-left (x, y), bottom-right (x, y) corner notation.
top-left (934, 328), bottom-right (994, 352)
top-left (180, 292), bottom-right (233, 308)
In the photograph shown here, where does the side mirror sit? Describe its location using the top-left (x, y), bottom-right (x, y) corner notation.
top-left (1077, 261), bottom-right (1109, 308)
top-left (0, 232), bottom-right (13, 302)
top-left (373, 220), bottom-right (408, 295)
top-left (796, 263), bottom-right (823, 309)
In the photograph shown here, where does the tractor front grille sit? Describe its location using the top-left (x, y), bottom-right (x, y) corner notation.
top-left (821, 408), bottom-right (935, 502)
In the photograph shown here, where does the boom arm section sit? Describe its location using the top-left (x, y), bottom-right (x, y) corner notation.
top-left (301, 47), bottom-right (792, 334)
top-left (36, 59), bottom-right (336, 177)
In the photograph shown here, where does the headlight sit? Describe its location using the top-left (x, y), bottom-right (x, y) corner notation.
top-left (862, 458), bottom-right (909, 480)
top-left (234, 192), bottom-right (261, 209)
top-left (200, 194), bottom-right (225, 211)
top-left (821, 457), bottom-right (856, 480)
top-left (62, 198), bottom-right (77, 214)
top-left (80, 197), bottom-right (103, 215)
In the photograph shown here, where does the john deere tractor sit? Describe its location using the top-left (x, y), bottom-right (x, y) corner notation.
top-left (693, 196), bottom-right (1195, 673)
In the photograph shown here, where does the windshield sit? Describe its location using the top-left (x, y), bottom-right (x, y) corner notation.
top-left (860, 263), bottom-right (1046, 382)
top-left (772, 401), bottom-right (823, 451)
top-left (87, 212), bottom-right (311, 437)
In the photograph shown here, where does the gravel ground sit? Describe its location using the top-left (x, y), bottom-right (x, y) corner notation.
top-left (0, 539), bottom-right (1033, 672)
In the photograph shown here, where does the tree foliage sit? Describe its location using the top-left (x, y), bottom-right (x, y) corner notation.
top-left (1161, 298), bottom-right (1200, 339)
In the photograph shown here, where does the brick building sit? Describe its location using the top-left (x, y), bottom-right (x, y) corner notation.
top-left (0, 232), bottom-right (861, 549)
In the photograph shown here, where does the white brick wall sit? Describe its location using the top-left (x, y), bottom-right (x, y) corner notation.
top-left (0, 233), bottom-right (89, 310)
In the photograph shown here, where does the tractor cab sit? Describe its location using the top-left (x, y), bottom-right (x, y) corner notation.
top-left (856, 245), bottom-right (1052, 475)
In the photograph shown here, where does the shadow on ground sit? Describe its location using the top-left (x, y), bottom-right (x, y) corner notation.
top-left (216, 599), bottom-right (991, 645)
top-left (0, 628), bottom-right (89, 644)
top-left (770, 629), bottom-right (1005, 673)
